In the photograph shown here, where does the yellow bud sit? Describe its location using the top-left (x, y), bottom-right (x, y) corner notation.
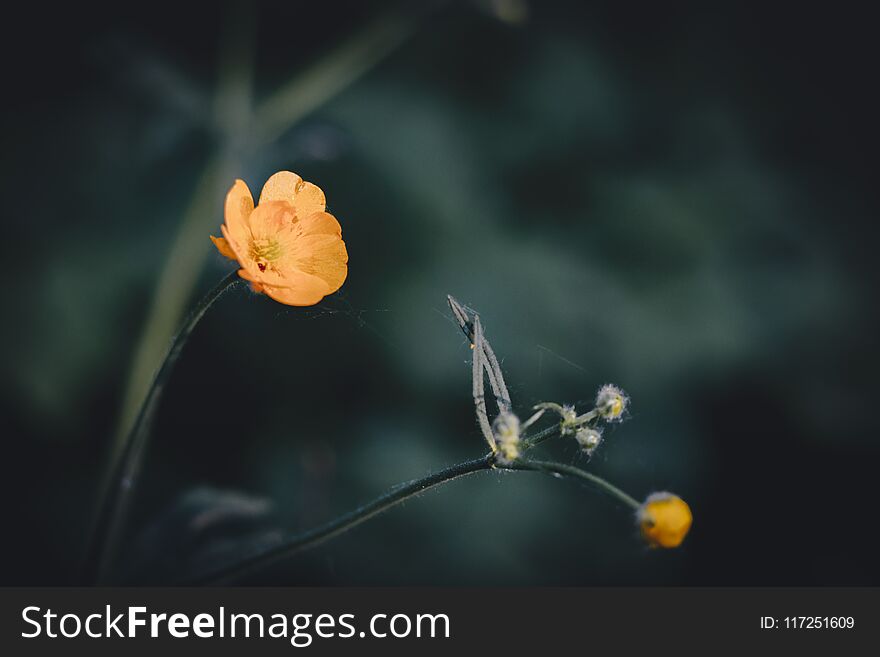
top-left (638, 492), bottom-right (692, 548)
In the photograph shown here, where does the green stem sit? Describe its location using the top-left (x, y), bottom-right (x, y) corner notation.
top-left (192, 453), bottom-right (641, 585)
top-left (520, 424), bottom-right (560, 450)
top-left (82, 270), bottom-right (242, 584)
top-left (510, 459), bottom-right (641, 510)
top-left (190, 455), bottom-right (495, 585)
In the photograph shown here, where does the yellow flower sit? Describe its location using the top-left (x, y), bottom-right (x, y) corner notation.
top-left (210, 171), bottom-right (348, 306)
top-left (638, 492), bottom-right (692, 548)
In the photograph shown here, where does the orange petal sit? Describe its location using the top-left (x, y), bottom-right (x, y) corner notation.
top-left (260, 171), bottom-right (302, 204)
top-left (259, 170), bottom-right (326, 219)
top-left (264, 286), bottom-right (326, 306)
top-left (291, 181), bottom-right (326, 220)
top-left (210, 235), bottom-right (238, 261)
top-left (299, 210), bottom-right (342, 237)
top-left (264, 286), bottom-right (326, 307)
top-left (292, 234), bottom-right (348, 293)
top-left (221, 224), bottom-right (260, 281)
top-left (223, 179), bottom-right (255, 252)
top-left (247, 201), bottom-right (295, 241)
top-left (262, 272), bottom-right (333, 307)
top-left (290, 211), bottom-right (346, 290)
top-left (235, 266), bottom-right (277, 287)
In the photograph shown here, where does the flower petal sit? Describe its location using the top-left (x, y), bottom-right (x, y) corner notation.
top-left (210, 235), bottom-right (238, 260)
top-left (263, 285), bottom-right (327, 307)
top-left (233, 258), bottom-right (286, 288)
top-left (261, 272), bottom-right (333, 307)
top-left (223, 179), bottom-right (255, 252)
top-left (292, 234), bottom-right (348, 293)
top-left (259, 171), bottom-right (302, 204)
top-left (259, 170), bottom-right (326, 218)
top-left (221, 224), bottom-right (259, 279)
top-left (299, 210), bottom-right (342, 237)
top-left (248, 201), bottom-right (295, 240)
top-left (291, 182), bottom-right (326, 219)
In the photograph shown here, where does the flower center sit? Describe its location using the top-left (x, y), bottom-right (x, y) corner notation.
top-left (249, 238), bottom-right (283, 271)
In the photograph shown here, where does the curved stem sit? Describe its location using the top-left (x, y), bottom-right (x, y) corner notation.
top-left (190, 455), bottom-right (495, 585)
top-left (192, 453), bottom-right (641, 585)
top-left (510, 459), bottom-right (641, 510)
top-left (82, 269), bottom-right (242, 584)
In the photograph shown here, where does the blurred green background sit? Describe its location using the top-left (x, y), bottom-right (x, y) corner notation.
top-left (2, 0), bottom-right (879, 585)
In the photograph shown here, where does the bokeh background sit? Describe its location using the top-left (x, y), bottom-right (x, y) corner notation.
top-left (2, 1), bottom-right (879, 585)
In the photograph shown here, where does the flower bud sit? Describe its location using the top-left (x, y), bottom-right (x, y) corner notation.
top-left (558, 404), bottom-right (579, 435)
top-left (638, 492), bottom-right (692, 548)
top-left (596, 384), bottom-right (628, 421)
top-left (575, 427), bottom-right (602, 455)
top-left (492, 411), bottom-right (521, 466)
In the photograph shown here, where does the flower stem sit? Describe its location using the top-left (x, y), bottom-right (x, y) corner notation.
top-left (510, 459), bottom-right (641, 510)
top-left (520, 424), bottom-right (560, 450)
top-left (82, 269), bottom-right (242, 584)
top-left (189, 455), bottom-right (496, 585)
top-left (190, 453), bottom-right (641, 585)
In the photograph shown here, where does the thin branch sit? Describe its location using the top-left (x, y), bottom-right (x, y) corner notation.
top-left (510, 459), bottom-right (641, 510)
top-left (190, 455), bottom-right (495, 585)
top-left (190, 453), bottom-right (641, 585)
top-left (82, 270), bottom-right (242, 584)
top-left (520, 424), bottom-right (560, 450)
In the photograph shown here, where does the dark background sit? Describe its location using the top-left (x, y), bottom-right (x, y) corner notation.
top-left (2, 1), bottom-right (878, 585)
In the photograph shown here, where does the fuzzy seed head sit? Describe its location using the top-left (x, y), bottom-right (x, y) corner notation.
top-left (596, 384), bottom-right (628, 421)
top-left (492, 411), bottom-right (521, 466)
top-left (575, 427), bottom-right (603, 455)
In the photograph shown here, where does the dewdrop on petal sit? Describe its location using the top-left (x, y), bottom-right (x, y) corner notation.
top-left (492, 411), bottom-right (521, 466)
top-left (596, 384), bottom-right (628, 422)
top-left (638, 492), bottom-right (692, 548)
top-left (575, 427), bottom-right (602, 455)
